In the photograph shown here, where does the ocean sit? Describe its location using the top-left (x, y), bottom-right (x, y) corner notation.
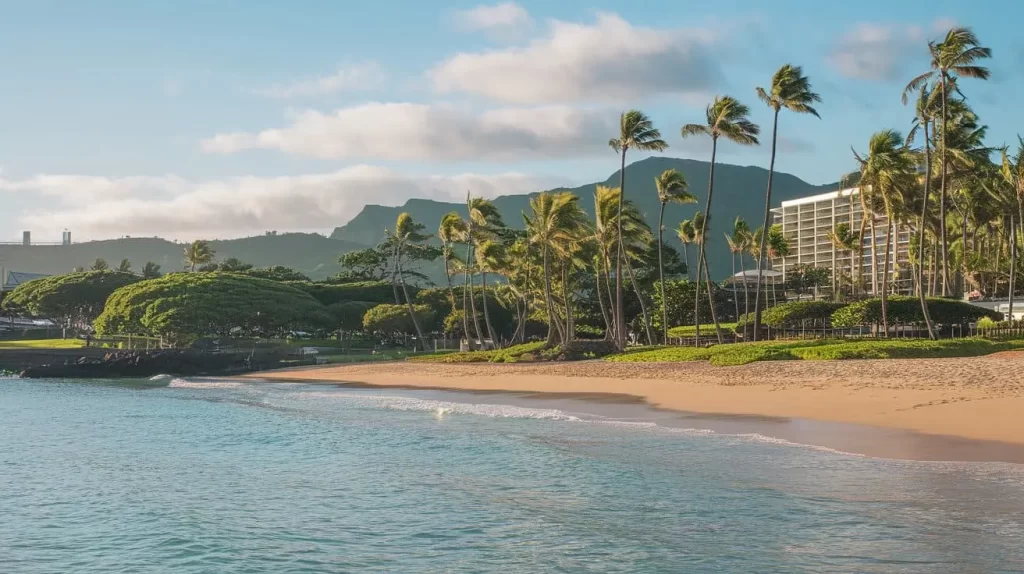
top-left (2, 377), bottom-right (1023, 573)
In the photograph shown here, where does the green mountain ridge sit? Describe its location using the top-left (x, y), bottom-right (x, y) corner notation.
top-left (331, 156), bottom-right (838, 280)
top-left (0, 233), bottom-right (368, 280)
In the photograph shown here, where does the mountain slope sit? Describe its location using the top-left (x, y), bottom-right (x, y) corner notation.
top-left (0, 233), bottom-right (367, 280)
top-left (332, 157), bottom-right (837, 280)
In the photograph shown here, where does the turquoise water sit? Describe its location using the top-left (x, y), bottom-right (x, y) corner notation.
top-left (2, 378), bottom-right (1023, 573)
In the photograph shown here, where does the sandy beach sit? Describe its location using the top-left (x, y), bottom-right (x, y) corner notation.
top-left (246, 355), bottom-right (1024, 449)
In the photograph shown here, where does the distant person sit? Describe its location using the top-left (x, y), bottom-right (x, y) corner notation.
top-left (84, 333), bottom-right (92, 347)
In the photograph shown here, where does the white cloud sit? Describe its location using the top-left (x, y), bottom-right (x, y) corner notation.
top-left (253, 63), bottom-right (385, 98)
top-left (0, 167), bottom-right (571, 241)
top-left (431, 12), bottom-right (720, 104)
top-left (455, 2), bottom-right (532, 37)
top-left (827, 20), bottom-right (954, 81)
top-left (201, 102), bottom-right (616, 161)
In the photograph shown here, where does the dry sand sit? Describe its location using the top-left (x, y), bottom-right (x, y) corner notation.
top-left (246, 356), bottom-right (1024, 445)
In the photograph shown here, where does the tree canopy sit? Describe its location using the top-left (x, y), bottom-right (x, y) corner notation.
top-left (1, 271), bottom-right (141, 327)
top-left (94, 272), bottom-right (332, 342)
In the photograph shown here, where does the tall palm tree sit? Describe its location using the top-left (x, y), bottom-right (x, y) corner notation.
top-left (524, 192), bottom-right (588, 346)
top-left (903, 26), bottom-right (991, 296)
top-left (475, 239), bottom-right (506, 346)
top-left (752, 64), bottom-right (821, 340)
top-left (682, 96), bottom-right (760, 342)
top-left (608, 110), bottom-right (667, 349)
top-left (141, 261), bottom-right (162, 279)
top-left (183, 240), bottom-right (215, 272)
top-left (654, 168), bottom-right (696, 341)
top-left (728, 217), bottom-right (752, 319)
top-left (854, 130), bottom-right (917, 336)
top-left (388, 212), bottom-right (431, 351)
top-left (906, 85), bottom-right (941, 338)
top-left (460, 194), bottom-right (504, 349)
top-left (688, 211), bottom-right (712, 337)
top-left (1002, 137), bottom-right (1024, 320)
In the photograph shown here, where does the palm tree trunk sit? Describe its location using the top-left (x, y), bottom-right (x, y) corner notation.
top-left (881, 218), bottom-right (893, 337)
top-left (396, 247), bottom-right (427, 351)
top-left (682, 243), bottom-right (690, 280)
top-left (542, 246), bottom-right (564, 346)
top-left (623, 254), bottom-right (654, 346)
top-left (443, 246), bottom-right (456, 313)
top-left (1010, 215), bottom-right (1017, 322)
top-left (731, 251), bottom-right (739, 321)
top-left (701, 257), bottom-right (724, 343)
top-left (658, 201), bottom-right (668, 343)
top-left (480, 270), bottom-right (499, 348)
top-left (461, 261), bottom-right (476, 350)
top-left (614, 147), bottom-right (628, 351)
top-left (466, 253), bottom-right (486, 349)
top-left (753, 109), bottom-right (780, 341)
top-left (561, 264), bottom-right (574, 343)
top-left (603, 255), bottom-right (617, 341)
top-left (869, 215), bottom-right (879, 296)
top-left (740, 252), bottom-right (750, 320)
top-left (595, 265), bottom-right (613, 340)
top-left (390, 242), bottom-right (401, 304)
top-left (939, 75), bottom-right (950, 297)
top-left (694, 137), bottom-right (717, 345)
top-left (919, 121), bottom-right (936, 339)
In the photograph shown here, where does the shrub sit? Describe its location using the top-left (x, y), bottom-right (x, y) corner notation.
top-left (409, 341), bottom-right (546, 363)
top-left (761, 301), bottom-right (847, 328)
top-left (831, 296), bottom-right (1000, 327)
top-left (290, 280), bottom-right (403, 306)
top-left (543, 339), bottom-right (618, 361)
top-left (789, 338), bottom-right (1020, 360)
top-left (362, 304), bottom-right (434, 334)
top-left (667, 323), bottom-right (738, 338)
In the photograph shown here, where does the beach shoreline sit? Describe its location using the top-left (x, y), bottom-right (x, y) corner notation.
top-left (242, 355), bottom-right (1024, 459)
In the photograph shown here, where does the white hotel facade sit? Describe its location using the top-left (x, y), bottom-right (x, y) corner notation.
top-left (769, 188), bottom-right (914, 296)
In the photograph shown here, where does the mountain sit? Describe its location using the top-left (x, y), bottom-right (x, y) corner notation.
top-left (0, 233), bottom-right (368, 280)
top-left (332, 157), bottom-right (838, 280)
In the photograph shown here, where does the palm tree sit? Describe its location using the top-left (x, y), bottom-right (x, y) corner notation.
top-left (438, 212), bottom-right (466, 314)
top-left (676, 218), bottom-right (697, 279)
top-left (682, 96), bottom-right (760, 342)
top-left (524, 191), bottom-right (588, 346)
top-left (116, 259), bottom-right (132, 273)
top-left (727, 217), bottom-right (752, 320)
top-left (475, 239), bottom-right (506, 346)
top-left (826, 223), bottom-right (860, 301)
top-left (903, 26), bottom-right (991, 296)
top-left (141, 261), bottom-right (162, 279)
top-left (388, 212), bottom-right (431, 351)
top-left (906, 84), bottom-right (941, 338)
top-left (184, 240), bottom-right (215, 272)
top-left (608, 110), bottom-right (668, 349)
top-left (654, 168), bottom-right (696, 341)
top-left (688, 211), bottom-right (711, 335)
top-left (752, 64), bottom-right (821, 340)
top-left (89, 258), bottom-right (109, 271)
top-left (854, 130), bottom-right (917, 336)
top-left (1002, 137), bottom-right (1024, 321)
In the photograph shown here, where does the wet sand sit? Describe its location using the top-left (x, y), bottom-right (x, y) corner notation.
top-left (244, 355), bottom-right (1024, 461)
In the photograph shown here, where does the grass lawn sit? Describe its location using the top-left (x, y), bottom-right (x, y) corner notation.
top-left (605, 337), bottom-right (1024, 366)
top-left (319, 349), bottom-right (455, 364)
top-left (409, 342), bottom-right (547, 364)
top-left (0, 338), bottom-right (86, 349)
top-left (667, 323), bottom-right (738, 338)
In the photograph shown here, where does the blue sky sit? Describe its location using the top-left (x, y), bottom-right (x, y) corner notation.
top-left (0, 0), bottom-right (1020, 241)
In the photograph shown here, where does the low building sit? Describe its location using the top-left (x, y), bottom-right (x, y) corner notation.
top-left (770, 188), bottom-right (914, 297)
top-left (1, 268), bottom-right (50, 292)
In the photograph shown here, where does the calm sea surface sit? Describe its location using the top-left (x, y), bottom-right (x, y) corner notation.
top-left (2, 377), bottom-right (1023, 573)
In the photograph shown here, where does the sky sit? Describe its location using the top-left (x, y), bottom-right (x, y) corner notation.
top-left (1, 0), bottom-right (1022, 242)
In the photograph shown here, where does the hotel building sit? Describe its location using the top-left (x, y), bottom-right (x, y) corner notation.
top-left (770, 188), bottom-right (914, 296)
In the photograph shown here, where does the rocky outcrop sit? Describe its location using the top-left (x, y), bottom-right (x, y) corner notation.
top-left (18, 349), bottom-right (302, 379)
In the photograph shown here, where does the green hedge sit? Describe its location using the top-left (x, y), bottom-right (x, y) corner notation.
top-left (831, 296), bottom-right (1000, 327)
top-left (761, 301), bottom-right (848, 327)
top-left (409, 341), bottom-right (546, 363)
top-left (289, 280), bottom-right (405, 306)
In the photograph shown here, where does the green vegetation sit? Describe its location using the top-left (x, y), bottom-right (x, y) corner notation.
top-left (607, 338), bottom-right (1024, 365)
top-left (361, 304), bottom-right (434, 335)
top-left (830, 296), bottom-right (1000, 328)
top-left (410, 342), bottom-right (547, 364)
top-left (762, 301), bottom-right (846, 328)
top-left (94, 272), bottom-right (332, 343)
top-left (1, 271), bottom-right (141, 328)
top-left (0, 339), bottom-right (86, 349)
top-left (667, 323), bottom-right (737, 338)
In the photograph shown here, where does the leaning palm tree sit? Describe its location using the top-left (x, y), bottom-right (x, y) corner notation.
top-left (460, 194), bottom-right (505, 349)
top-left (388, 212), bottom-right (431, 351)
top-left (727, 217), bottom-right (752, 320)
top-left (853, 130), bottom-right (917, 336)
top-left (608, 110), bottom-right (668, 350)
top-left (524, 191), bottom-right (588, 346)
top-left (438, 212), bottom-right (466, 314)
top-left (475, 239), bottom-right (506, 347)
top-left (752, 64), bottom-right (821, 340)
top-left (903, 26), bottom-right (991, 296)
top-left (654, 168), bottom-right (696, 341)
top-left (682, 96), bottom-right (760, 342)
top-left (183, 240), bottom-right (215, 272)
